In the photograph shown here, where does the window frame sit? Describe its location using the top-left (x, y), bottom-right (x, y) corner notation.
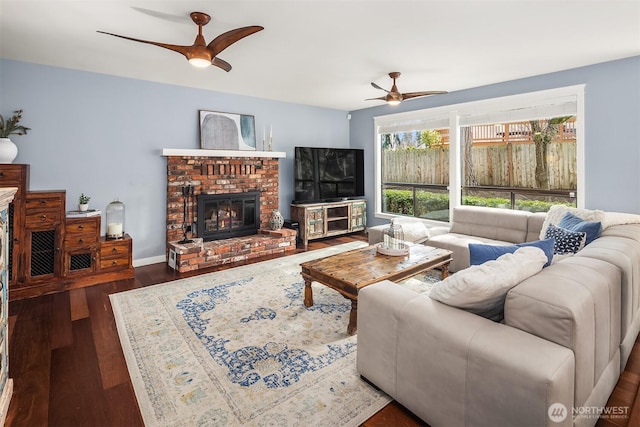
top-left (373, 85), bottom-right (585, 224)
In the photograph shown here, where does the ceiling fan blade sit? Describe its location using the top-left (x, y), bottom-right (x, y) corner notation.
top-left (97, 31), bottom-right (194, 58)
top-left (365, 96), bottom-right (387, 101)
top-left (401, 91), bottom-right (448, 100)
top-left (212, 57), bottom-right (232, 72)
top-left (206, 26), bottom-right (264, 56)
top-left (371, 82), bottom-right (390, 93)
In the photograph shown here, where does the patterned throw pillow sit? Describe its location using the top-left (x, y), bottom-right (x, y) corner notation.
top-left (544, 223), bottom-right (587, 254)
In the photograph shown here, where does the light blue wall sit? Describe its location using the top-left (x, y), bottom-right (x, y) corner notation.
top-left (349, 56), bottom-right (640, 227)
top-left (0, 59), bottom-right (350, 263)
top-left (2, 57), bottom-right (638, 261)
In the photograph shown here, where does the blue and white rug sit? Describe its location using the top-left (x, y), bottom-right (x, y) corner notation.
top-left (110, 241), bottom-right (439, 426)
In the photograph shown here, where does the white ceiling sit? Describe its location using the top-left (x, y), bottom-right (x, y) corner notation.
top-left (1, 1), bottom-right (639, 111)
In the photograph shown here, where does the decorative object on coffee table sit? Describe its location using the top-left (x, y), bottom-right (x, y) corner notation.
top-left (378, 218), bottom-right (408, 255)
top-left (106, 198), bottom-right (125, 239)
top-left (269, 209), bottom-right (284, 230)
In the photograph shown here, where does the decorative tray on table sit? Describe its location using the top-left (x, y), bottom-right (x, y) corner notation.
top-left (376, 242), bottom-right (410, 256)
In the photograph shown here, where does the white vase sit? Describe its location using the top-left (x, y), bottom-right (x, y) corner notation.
top-left (0, 138), bottom-right (18, 164)
top-left (269, 210), bottom-right (284, 230)
top-left (79, 203), bottom-right (89, 212)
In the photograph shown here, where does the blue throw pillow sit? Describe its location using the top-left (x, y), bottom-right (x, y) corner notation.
top-left (469, 238), bottom-right (555, 267)
top-left (557, 212), bottom-right (602, 245)
top-left (544, 223), bottom-right (587, 254)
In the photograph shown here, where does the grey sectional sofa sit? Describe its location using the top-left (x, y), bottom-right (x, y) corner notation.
top-left (427, 205), bottom-right (547, 272)
top-left (357, 206), bottom-right (640, 427)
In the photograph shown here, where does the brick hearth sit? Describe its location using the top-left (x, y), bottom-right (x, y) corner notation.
top-left (168, 228), bottom-right (297, 273)
top-left (164, 150), bottom-right (290, 271)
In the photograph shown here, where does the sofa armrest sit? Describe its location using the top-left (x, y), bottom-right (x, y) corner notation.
top-left (358, 280), bottom-right (575, 427)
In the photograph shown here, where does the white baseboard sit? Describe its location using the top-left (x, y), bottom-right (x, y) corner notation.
top-left (133, 255), bottom-right (166, 267)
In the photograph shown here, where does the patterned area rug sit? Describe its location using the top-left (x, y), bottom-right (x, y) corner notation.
top-left (110, 242), bottom-right (440, 426)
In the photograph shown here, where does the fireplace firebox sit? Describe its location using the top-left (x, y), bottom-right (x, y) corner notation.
top-left (197, 192), bottom-right (261, 241)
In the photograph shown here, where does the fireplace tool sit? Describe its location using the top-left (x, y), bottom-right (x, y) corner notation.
top-left (178, 184), bottom-right (194, 244)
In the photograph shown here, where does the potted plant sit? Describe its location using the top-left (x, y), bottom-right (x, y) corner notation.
top-left (78, 193), bottom-right (91, 211)
top-left (0, 109), bottom-right (30, 164)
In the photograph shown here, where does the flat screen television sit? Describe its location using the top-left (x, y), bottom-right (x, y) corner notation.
top-left (293, 147), bottom-right (365, 204)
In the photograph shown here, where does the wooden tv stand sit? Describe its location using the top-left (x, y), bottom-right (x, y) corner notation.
top-left (290, 199), bottom-right (366, 247)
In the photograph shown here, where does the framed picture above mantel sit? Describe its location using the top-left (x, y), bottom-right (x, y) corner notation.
top-left (199, 110), bottom-right (256, 151)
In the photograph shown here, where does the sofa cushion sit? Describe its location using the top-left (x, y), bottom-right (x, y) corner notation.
top-left (504, 256), bottom-right (621, 409)
top-left (427, 233), bottom-right (511, 273)
top-left (575, 232), bottom-right (640, 368)
top-left (558, 211), bottom-right (602, 245)
top-left (429, 246), bottom-right (547, 321)
top-left (449, 206), bottom-right (530, 243)
top-left (545, 223), bottom-right (587, 254)
top-left (525, 212), bottom-right (547, 242)
top-left (601, 211), bottom-right (640, 230)
top-left (469, 238), bottom-right (554, 267)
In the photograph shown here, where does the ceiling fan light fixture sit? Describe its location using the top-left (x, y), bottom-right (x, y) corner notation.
top-left (385, 92), bottom-right (403, 106)
top-left (188, 57), bottom-right (212, 68)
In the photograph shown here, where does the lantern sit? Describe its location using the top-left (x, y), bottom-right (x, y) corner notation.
top-left (382, 218), bottom-right (405, 250)
top-left (106, 198), bottom-right (125, 239)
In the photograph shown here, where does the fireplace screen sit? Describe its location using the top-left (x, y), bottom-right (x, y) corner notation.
top-left (197, 192), bottom-right (260, 241)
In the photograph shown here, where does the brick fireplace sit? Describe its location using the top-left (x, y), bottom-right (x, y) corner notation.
top-left (163, 149), bottom-right (296, 272)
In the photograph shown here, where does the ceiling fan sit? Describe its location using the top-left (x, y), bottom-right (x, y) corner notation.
top-left (98, 11), bottom-right (263, 72)
top-left (367, 72), bottom-right (447, 105)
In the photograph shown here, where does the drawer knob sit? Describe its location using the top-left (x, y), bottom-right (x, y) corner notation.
top-left (40, 199), bottom-right (46, 204)
top-left (111, 248), bottom-right (118, 254)
top-left (111, 261), bottom-right (118, 266)
top-left (78, 225), bottom-right (84, 230)
top-left (40, 214), bottom-right (47, 221)
top-left (78, 239), bottom-right (84, 244)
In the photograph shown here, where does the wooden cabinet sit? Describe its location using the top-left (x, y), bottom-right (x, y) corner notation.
top-left (291, 199), bottom-right (367, 247)
top-left (0, 165), bottom-right (135, 300)
top-left (23, 191), bottom-right (65, 283)
top-left (0, 165), bottom-right (28, 285)
top-left (0, 188), bottom-right (16, 424)
top-left (64, 216), bottom-right (100, 276)
top-left (100, 235), bottom-right (132, 271)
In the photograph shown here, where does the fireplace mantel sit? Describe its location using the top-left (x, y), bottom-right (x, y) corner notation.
top-left (162, 148), bottom-right (286, 158)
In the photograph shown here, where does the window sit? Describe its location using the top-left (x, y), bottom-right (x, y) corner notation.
top-left (374, 86), bottom-right (584, 223)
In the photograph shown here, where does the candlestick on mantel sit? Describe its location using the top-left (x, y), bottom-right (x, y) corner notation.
top-left (269, 125), bottom-right (273, 151)
top-left (262, 126), bottom-right (266, 151)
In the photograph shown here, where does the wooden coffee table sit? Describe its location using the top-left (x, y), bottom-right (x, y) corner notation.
top-left (300, 244), bottom-right (452, 335)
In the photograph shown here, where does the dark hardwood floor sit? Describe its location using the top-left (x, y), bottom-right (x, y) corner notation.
top-left (5, 233), bottom-right (639, 426)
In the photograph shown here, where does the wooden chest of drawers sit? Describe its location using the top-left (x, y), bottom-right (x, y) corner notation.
top-left (1, 164), bottom-right (135, 300)
top-left (100, 236), bottom-right (132, 271)
top-left (65, 217), bottom-right (100, 249)
top-left (25, 191), bottom-right (64, 229)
